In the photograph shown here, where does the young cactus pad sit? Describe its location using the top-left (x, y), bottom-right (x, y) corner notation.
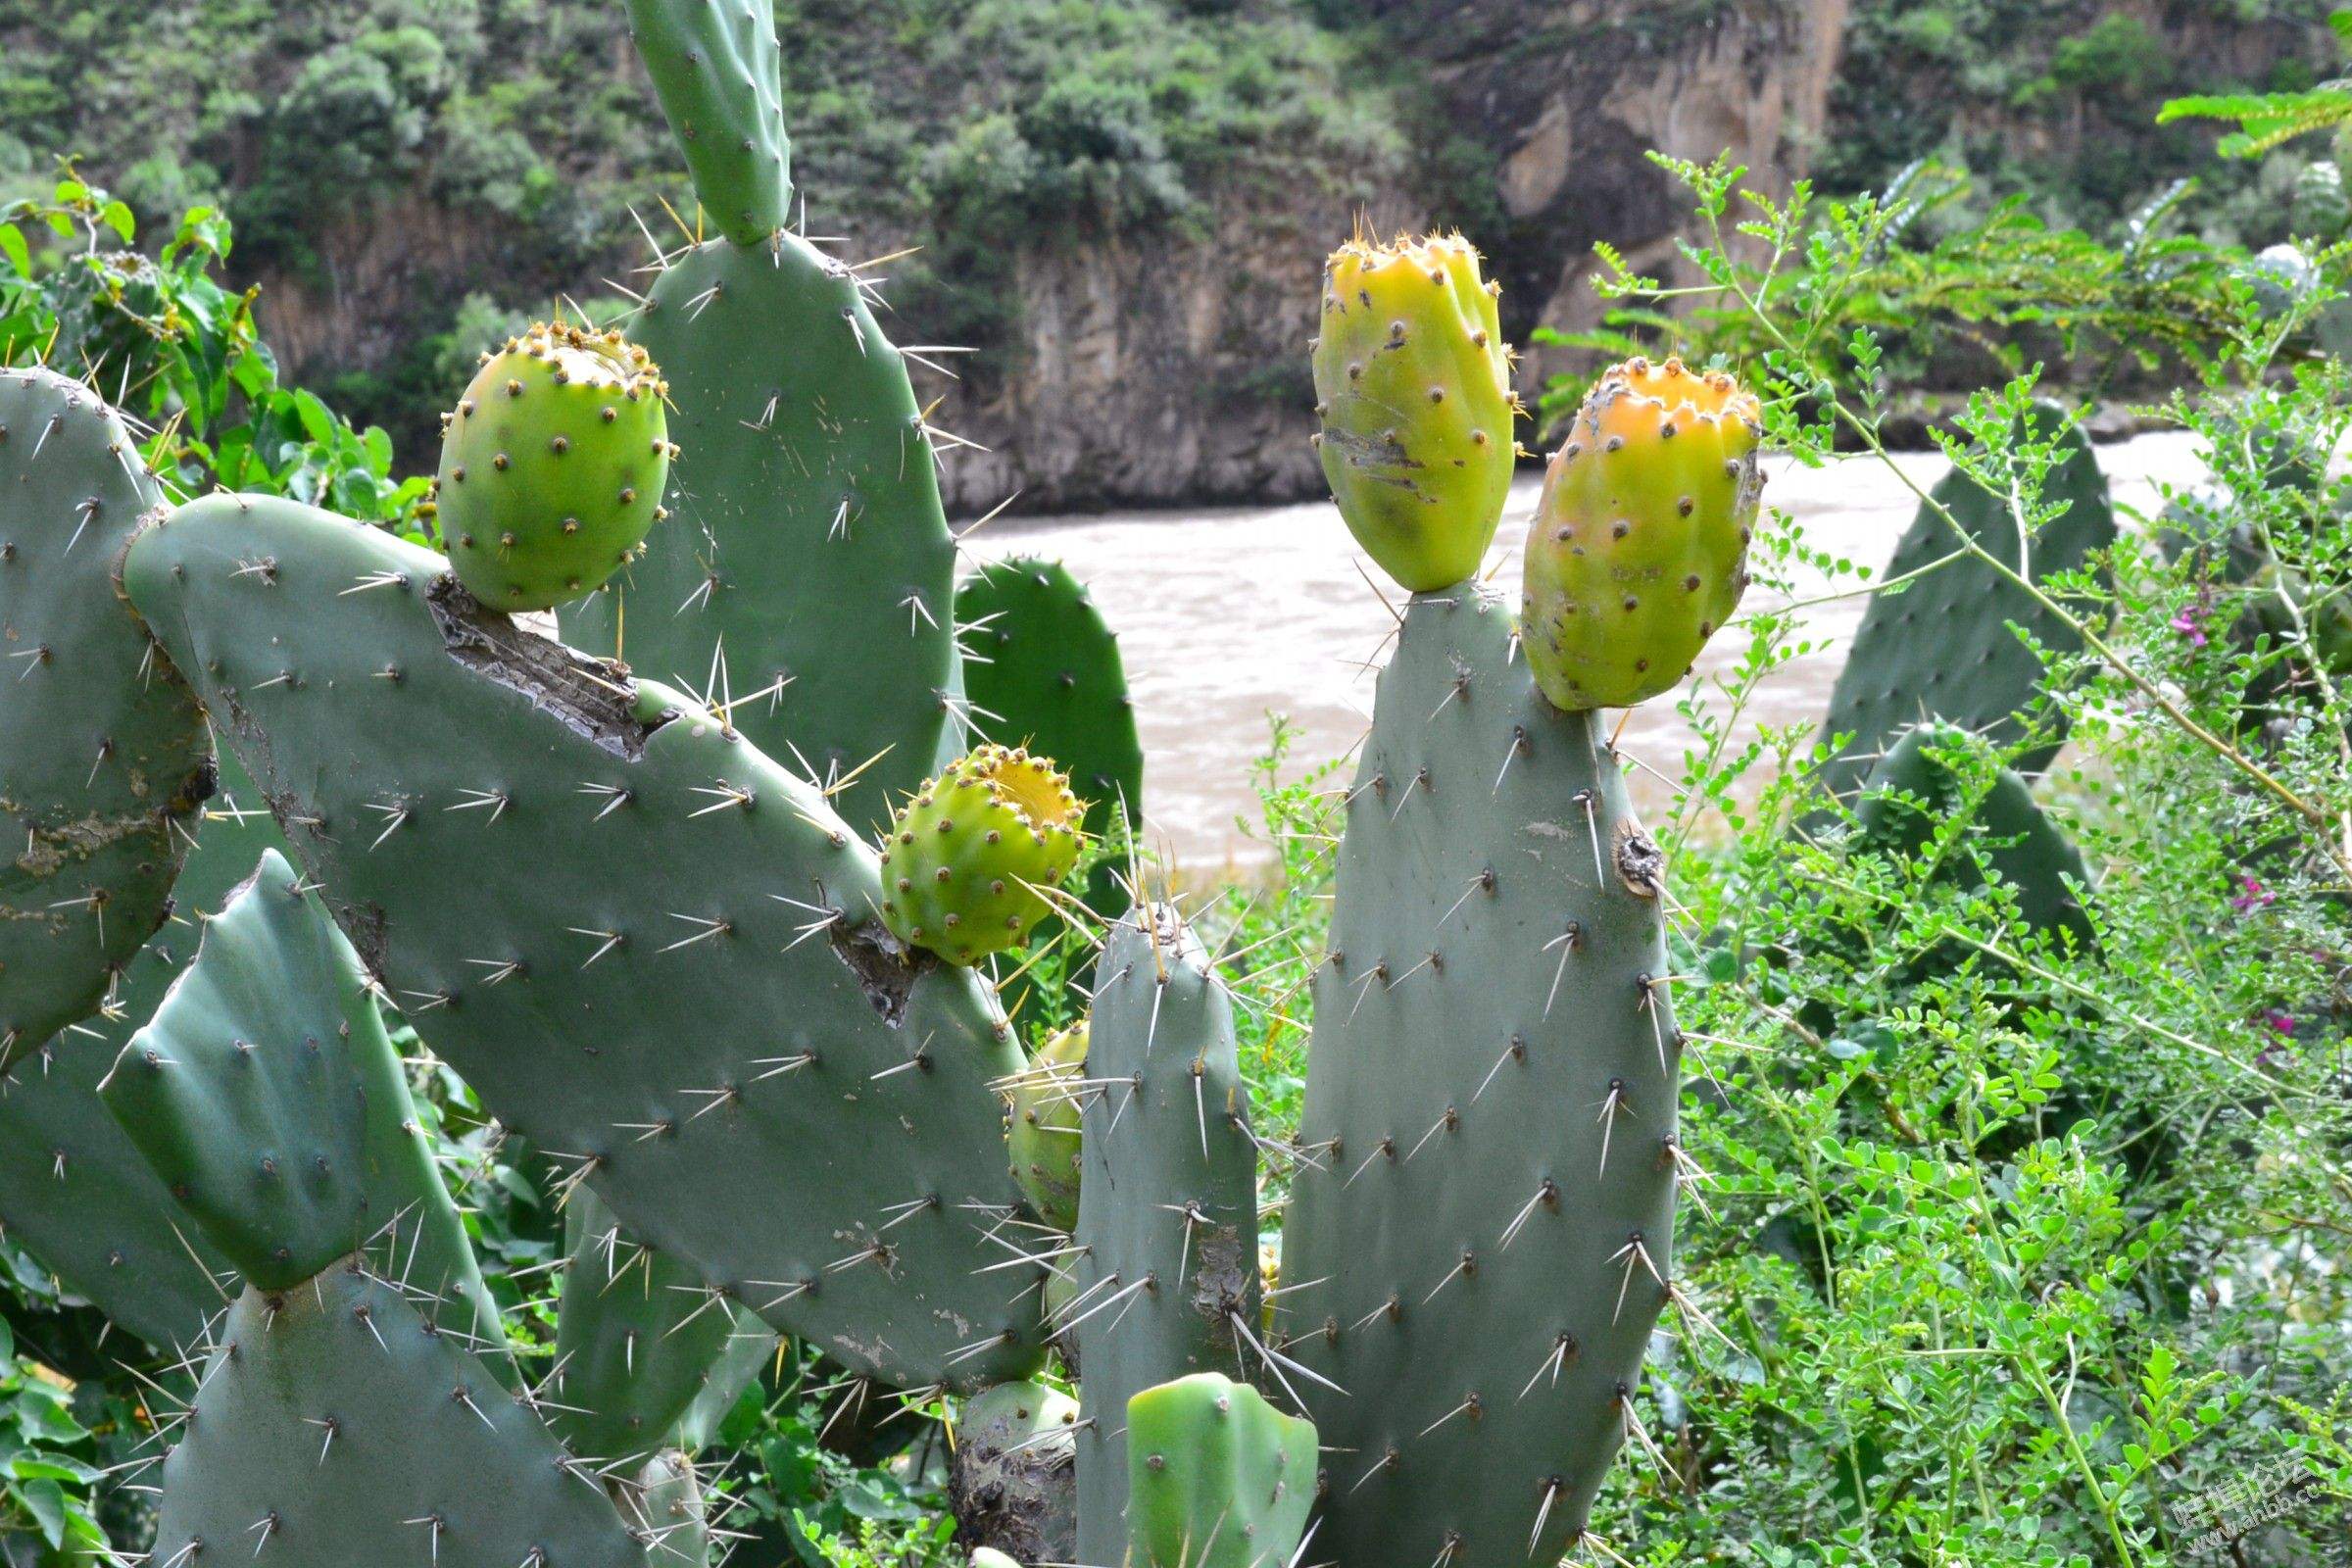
top-left (122, 495), bottom-right (1047, 1389)
top-left (1278, 584), bottom-right (1681, 1565)
top-left (1126, 1373), bottom-right (1317, 1568)
top-left (434, 322), bottom-right (672, 612)
top-left (879, 745), bottom-right (1083, 965)
top-left (102, 847), bottom-right (504, 1351)
top-left (1070, 906), bottom-right (1259, 1568)
top-left (1006, 1019), bottom-right (1086, 1233)
top-left (0, 368), bottom-right (212, 1065)
top-left (1522, 357), bottom-right (1763, 712)
top-left (1311, 233), bottom-right (1517, 592)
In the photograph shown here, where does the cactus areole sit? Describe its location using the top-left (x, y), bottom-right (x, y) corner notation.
top-left (1523, 357), bottom-right (1764, 712)
top-left (1312, 233), bottom-right (1519, 592)
top-left (434, 322), bottom-right (673, 612)
top-left (879, 745), bottom-right (1084, 964)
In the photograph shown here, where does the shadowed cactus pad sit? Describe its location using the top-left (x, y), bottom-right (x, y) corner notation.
top-left (1126, 1373), bottom-right (1317, 1568)
top-left (434, 322), bottom-right (672, 612)
top-left (880, 746), bottom-right (1083, 964)
top-left (0, 368), bottom-right (212, 1065)
top-left (1523, 357), bottom-right (1762, 711)
top-left (1312, 233), bottom-right (1517, 592)
top-left (1006, 1019), bottom-right (1086, 1232)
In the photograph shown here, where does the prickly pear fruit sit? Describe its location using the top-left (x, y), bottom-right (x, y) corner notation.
top-left (950, 1380), bottom-right (1079, 1565)
top-left (1007, 1020), bottom-right (1086, 1231)
top-left (434, 321), bottom-right (672, 612)
top-left (1126, 1373), bottom-right (1317, 1568)
top-left (1312, 232), bottom-right (1518, 592)
top-left (1522, 357), bottom-right (1763, 711)
top-left (879, 745), bottom-right (1083, 964)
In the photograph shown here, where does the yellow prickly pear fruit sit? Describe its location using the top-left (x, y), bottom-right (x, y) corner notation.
top-left (1521, 357), bottom-right (1764, 711)
top-left (1311, 232), bottom-right (1518, 592)
top-left (878, 745), bottom-right (1085, 965)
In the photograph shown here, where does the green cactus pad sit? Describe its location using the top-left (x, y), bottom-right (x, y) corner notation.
top-left (124, 494), bottom-right (1046, 1390)
top-left (0, 753), bottom-right (282, 1350)
top-left (949, 1379), bottom-right (1078, 1565)
top-left (1279, 584), bottom-right (1680, 1565)
top-left (434, 322), bottom-right (672, 612)
top-left (1126, 1373), bottom-right (1317, 1568)
top-left (1522, 357), bottom-right (1763, 712)
top-left (1312, 234), bottom-right (1517, 592)
top-left (1853, 722), bottom-right (2096, 948)
top-left (624, 0), bottom-right (789, 245)
top-left (151, 1260), bottom-right (655, 1568)
top-left (880, 746), bottom-right (1083, 965)
top-left (550, 1189), bottom-right (769, 1461)
top-left (1005, 1020), bottom-right (1085, 1233)
top-left (1820, 404), bottom-right (2113, 801)
top-left (1071, 906), bottom-right (1259, 1568)
top-left (102, 847), bottom-right (503, 1356)
top-left (0, 368), bottom-right (212, 1065)
top-left (615, 1450), bottom-right (713, 1566)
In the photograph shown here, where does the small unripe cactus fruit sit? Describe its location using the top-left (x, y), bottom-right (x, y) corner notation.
top-left (879, 745), bottom-right (1084, 964)
top-left (1312, 232), bottom-right (1518, 591)
top-left (1007, 1020), bottom-right (1086, 1231)
top-left (1522, 357), bottom-right (1763, 710)
top-left (434, 321), bottom-right (672, 612)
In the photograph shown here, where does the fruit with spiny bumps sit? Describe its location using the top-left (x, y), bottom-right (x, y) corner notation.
top-left (1311, 231), bottom-right (1519, 591)
top-left (1007, 1019), bottom-right (1086, 1232)
top-left (1522, 357), bottom-right (1764, 711)
top-left (434, 320), bottom-right (674, 612)
top-left (1126, 1374), bottom-right (1317, 1568)
top-left (879, 744), bottom-right (1084, 963)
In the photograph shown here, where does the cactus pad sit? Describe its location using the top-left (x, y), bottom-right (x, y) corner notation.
top-left (1312, 233), bottom-right (1517, 593)
top-left (950, 1379), bottom-right (1079, 1565)
top-left (123, 494), bottom-right (1045, 1390)
top-left (434, 322), bottom-right (672, 612)
top-left (1006, 1019), bottom-right (1086, 1233)
top-left (1071, 906), bottom-right (1258, 1568)
top-left (624, 0), bottom-right (788, 245)
top-left (1279, 584), bottom-right (1680, 1564)
top-left (0, 368), bottom-right (212, 1064)
top-left (880, 745), bottom-right (1083, 965)
top-left (1522, 357), bottom-right (1763, 712)
top-left (1125, 1373), bottom-right (1318, 1568)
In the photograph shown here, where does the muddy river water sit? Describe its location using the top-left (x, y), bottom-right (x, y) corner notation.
top-left (960, 433), bottom-right (2211, 873)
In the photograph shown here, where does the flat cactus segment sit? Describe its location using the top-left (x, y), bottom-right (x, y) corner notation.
top-left (103, 848), bottom-right (503, 1358)
top-left (615, 1451), bottom-right (712, 1567)
top-left (0, 754), bottom-right (285, 1350)
top-left (124, 494), bottom-right (1045, 1389)
top-left (1071, 906), bottom-right (1258, 1568)
top-left (955, 557), bottom-right (1145, 845)
top-left (1820, 406), bottom-right (2113, 800)
top-left (1126, 1373), bottom-right (1317, 1568)
top-left (551, 1189), bottom-right (763, 1462)
top-left (625, 0), bottom-right (790, 245)
top-left (557, 230), bottom-right (957, 838)
top-left (949, 1379), bottom-right (1079, 1565)
top-left (1277, 585), bottom-right (1680, 1565)
top-left (152, 1260), bottom-right (653, 1568)
top-left (1854, 722), bottom-right (2095, 947)
top-left (1005, 1020), bottom-right (1085, 1233)
top-left (0, 367), bottom-right (212, 1066)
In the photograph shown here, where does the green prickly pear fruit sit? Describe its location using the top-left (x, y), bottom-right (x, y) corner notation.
top-left (879, 744), bottom-right (1083, 964)
top-left (1522, 356), bottom-right (1764, 711)
top-left (1126, 1373), bottom-right (1317, 1568)
top-left (1312, 232), bottom-right (1518, 592)
top-left (433, 321), bottom-right (674, 612)
top-left (1007, 1020), bottom-right (1086, 1231)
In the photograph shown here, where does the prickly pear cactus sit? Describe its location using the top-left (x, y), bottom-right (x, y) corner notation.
top-left (880, 746), bottom-right (1083, 965)
top-left (950, 1379), bottom-right (1079, 1565)
top-left (1278, 584), bottom-right (1681, 1565)
top-left (1311, 233), bottom-right (1517, 592)
top-left (1820, 404), bottom-right (2113, 801)
top-left (1006, 1019), bottom-right (1085, 1233)
top-left (434, 322), bottom-right (672, 612)
top-left (560, 0), bottom-right (958, 836)
top-left (1070, 906), bottom-right (1258, 1568)
top-left (1522, 357), bottom-right (1763, 711)
top-left (617, 1450), bottom-right (715, 1566)
top-left (123, 494), bottom-right (1046, 1390)
top-left (1126, 1373), bottom-right (1317, 1568)
top-left (151, 1260), bottom-right (657, 1568)
top-left (102, 847), bottom-right (505, 1352)
top-left (0, 368), bottom-right (212, 1065)
top-left (1854, 722), bottom-right (2095, 948)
